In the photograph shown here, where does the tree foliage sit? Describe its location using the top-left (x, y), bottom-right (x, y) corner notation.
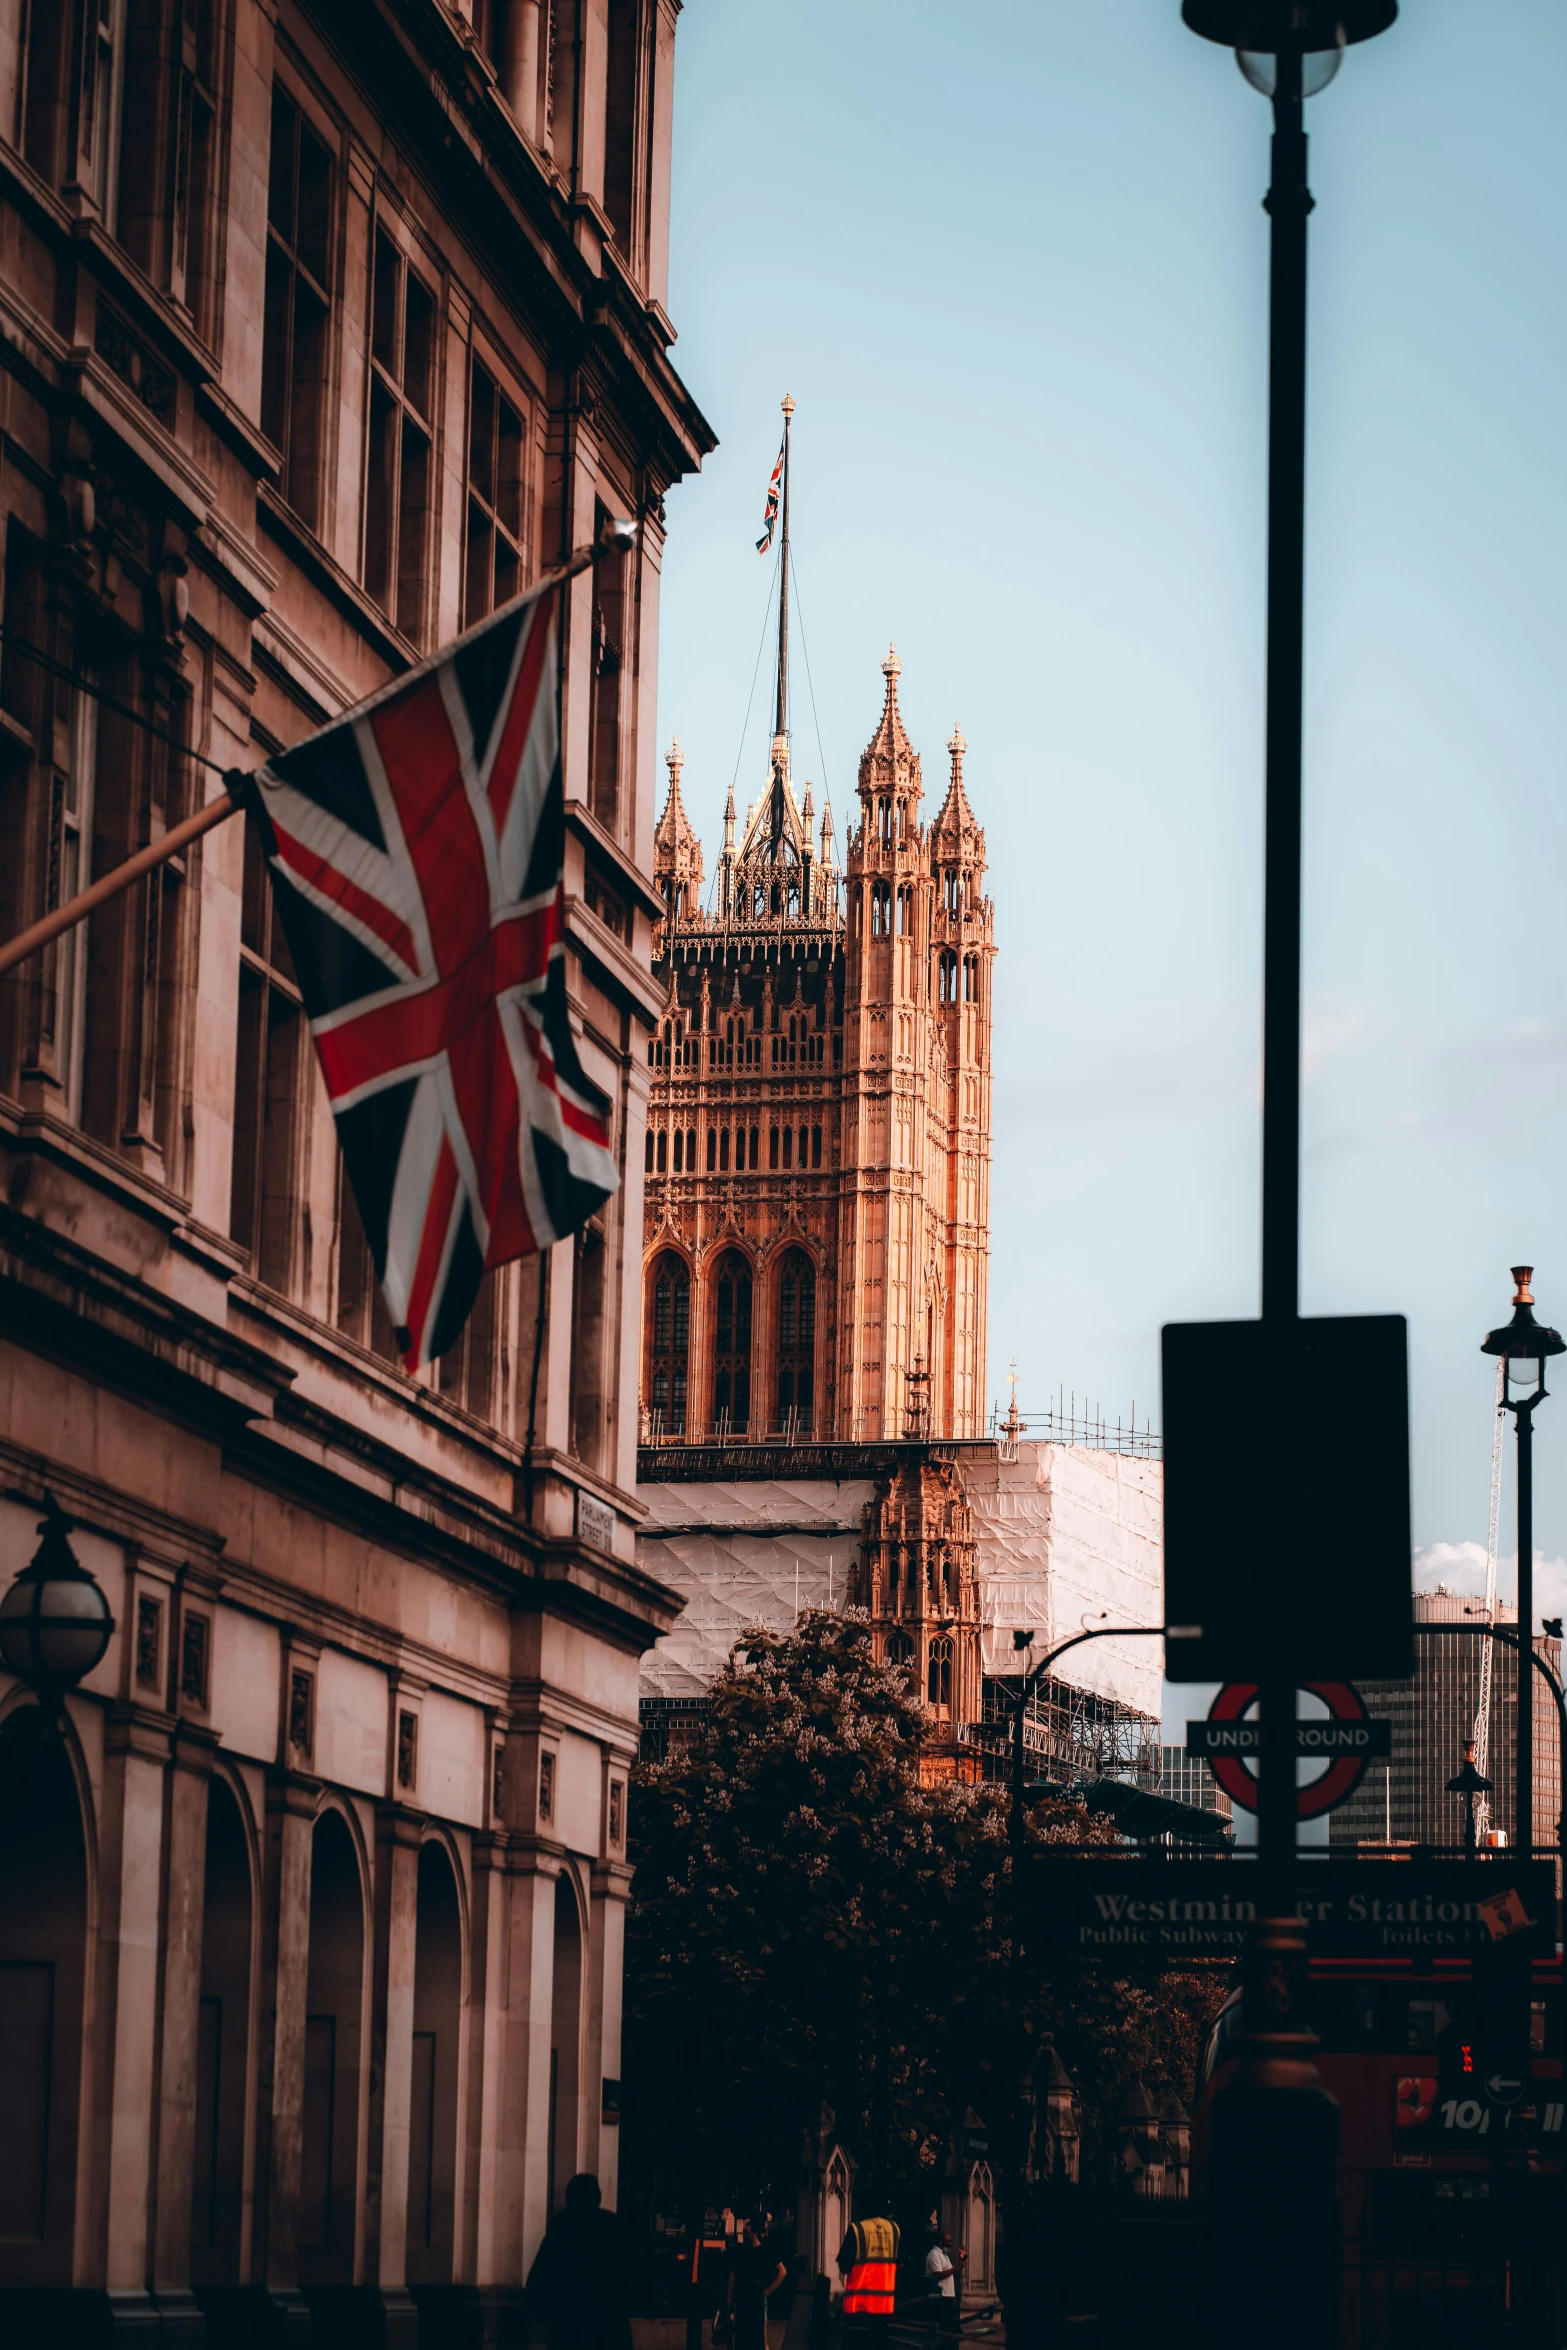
top-left (622, 1611), bottom-right (1227, 2219)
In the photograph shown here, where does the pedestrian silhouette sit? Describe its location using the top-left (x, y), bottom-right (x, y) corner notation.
top-left (527, 2172), bottom-right (636, 2350)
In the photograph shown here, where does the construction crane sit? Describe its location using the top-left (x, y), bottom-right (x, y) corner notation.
top-left (1472, 1359), bottom-right (1506, 1840)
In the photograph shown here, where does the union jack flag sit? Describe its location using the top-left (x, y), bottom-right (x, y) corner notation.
top-left (253, 583), bottom-right (618, 1371)
top-left (757, 438), bottom-right (784, 552)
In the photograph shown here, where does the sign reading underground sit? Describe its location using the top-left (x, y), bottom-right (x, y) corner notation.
top-left (1188, 1682), bottom-right (1392, 1818)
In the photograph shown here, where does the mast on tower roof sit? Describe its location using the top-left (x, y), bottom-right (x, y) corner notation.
top-left (769, 392), bottom-right (794, 856)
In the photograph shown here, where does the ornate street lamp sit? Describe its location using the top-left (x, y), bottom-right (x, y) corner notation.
top-left (1481, 1266), bottom-right (1564, 1858)
top-left (0, 1494), bottom-right (115, 1712)
top-left (1445, 1741), bottom-right (1492, 1861)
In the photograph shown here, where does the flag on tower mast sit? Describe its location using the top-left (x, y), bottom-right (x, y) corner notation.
top-left (252, 572), bottom-right (619, 1372)
top-left (756, 437), bottom-right (784, 552)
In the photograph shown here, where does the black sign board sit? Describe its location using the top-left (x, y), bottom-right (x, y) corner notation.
top-left (1186, 1719), bottom-right (1392, 1758)
top-left (1162, 1316), bottom-right (1413, 1683)
top-left (1031, 1860), bottom-right (1556, 1964)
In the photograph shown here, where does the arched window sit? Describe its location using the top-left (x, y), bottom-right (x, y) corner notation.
top-left (687, 1126), bottom-right (696, 1167)
top-left (644, 1130), bottom-right (653, 1173)
top-left (939, 952), bottom-right (958, 1004)
top-left (673, 1129), bottom-right (683, 1173)
top-left (945, 870), bottom-right (961, 915)
top-left (647, 1253), bottom-right (689, 1433)
top-left (712, 1251), bottom-right (752, 1434)
top-left (886, 1630), bottom-right (915, 1675)
top-left (656, 1129), bottom-right (667, 1172)
top-left (878, 798), bottom-right (892, 846)
top-left (775, 1249), bottom-right (815, 1431)
top-left (870, 881), bottom-right (892, 937)
top-left (964, 954), bottom-right (979, 1004)
top-left (927, 1634), bottom-right (953, 1710)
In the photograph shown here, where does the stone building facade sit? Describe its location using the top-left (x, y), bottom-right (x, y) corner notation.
top-left (0, 1), bottom-right (708, 2339)
top-left (641, 648), bottom-right (995, 1448)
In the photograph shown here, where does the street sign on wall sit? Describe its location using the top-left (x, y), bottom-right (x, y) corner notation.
top-left (1161, 1316), bottom-right (1413, 1683)
top-left (1029, 1860), bottom-right (1557, 1964)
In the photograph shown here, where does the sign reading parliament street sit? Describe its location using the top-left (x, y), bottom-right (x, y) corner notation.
top-left (1032, 1861), bottom-right (1557, 1963)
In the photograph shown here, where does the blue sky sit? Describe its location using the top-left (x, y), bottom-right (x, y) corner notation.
top-left (654, 0), bottom-right (1567, 1617)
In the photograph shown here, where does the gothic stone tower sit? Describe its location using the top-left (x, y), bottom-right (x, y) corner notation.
top-left (641, 648), bottom-right (994, 1445)
top-left (858, 1451), bottom-right (983, 1779)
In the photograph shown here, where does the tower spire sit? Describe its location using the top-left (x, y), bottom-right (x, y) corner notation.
top-left (770, 392), bottom-right (795, 854)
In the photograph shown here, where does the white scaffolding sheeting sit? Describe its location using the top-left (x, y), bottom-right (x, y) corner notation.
top-left (966, 1443), bottom-right (1163, 1718)
top-left (636, 1480), bottom-right (877, 1698)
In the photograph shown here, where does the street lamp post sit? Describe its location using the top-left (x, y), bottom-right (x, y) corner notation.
top-left (1481, 1267), bottom-right (1564, 1857)
top-left (1445, 1741), bottom-right (1492, 1860)
top-left (1178, 11), bottom-right (1397, 2343)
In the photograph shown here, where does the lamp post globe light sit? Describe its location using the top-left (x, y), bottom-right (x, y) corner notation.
top-left (0, 1494), bottom-right (115, 1707)
top-left (1481, 1267), bottom-right (1564, 1859)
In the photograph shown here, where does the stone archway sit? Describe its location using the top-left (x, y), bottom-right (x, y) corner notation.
top-left (548, 1872), bottom-right (583, 2212)
top-left (0, 1705), bottom-right (89, 2285)
top-left (191, 1774), bottom-right (255, 2287)
top-left (407, 1840), bottom-right (463, 2287)
top-left (299, 1809), bottom-right (366, 2285)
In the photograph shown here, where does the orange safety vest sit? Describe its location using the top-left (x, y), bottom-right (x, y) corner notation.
top-left (841, 2217), bottom-right (900, 2316)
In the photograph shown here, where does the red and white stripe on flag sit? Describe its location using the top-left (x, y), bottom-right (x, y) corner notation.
top-left (252, 581), bottom-right (618, 1371)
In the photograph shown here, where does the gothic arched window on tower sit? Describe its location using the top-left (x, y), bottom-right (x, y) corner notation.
top-left (939, 951), bottom-right (958, 1004)
top-left (775, 1250), bottom-right (815, 1432)
top-left (712, 1252), bottom-right (752, 1435)
top-left (886, 1630), bottom-right (915, 1678)
top-left (647, 1253), bottom-right (689, 1435)
top-left (871, 881), bottom-right (892, 937)
top-left (656, 1130), bottom-right (667, 1172)
top-left (878, 798), bottom-right (892, 846)
top-left (964, 954), bottom-right (980, 1004)
top-left (927, 1635), bottom-right (954, 1711)
top-left (945, 870), bottom-right (962, 915)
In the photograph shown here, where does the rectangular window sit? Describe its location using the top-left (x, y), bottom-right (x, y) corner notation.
top-left (363, 227), bottom-right (435, 641)
top-left (115, 0), bottom-right (220, 325)
top-left (588, 500), bottom-right (625, 832)
top-left (603, 0), bottom-right (638, 257)
top-left (229, 811), bottom-right (304, 1292)
top-left (334, 1158), bottom-right (400, 1363)
top-left (181, 1611), bottom-right (210, 1707)
top-left (262, 87), bottom-right (334, 530)
top-left (135, 1596), bottom-right (163, 1692)
top-left (82, 0), bottom-right (121, 209)
top-left (464, 359), bottom-right (527, 625)
top-left (438, 1268), bottom-right (501, 1421)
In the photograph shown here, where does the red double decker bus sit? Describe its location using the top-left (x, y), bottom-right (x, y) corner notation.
top-left (1194, 1951), bottom-right (1564, 2342)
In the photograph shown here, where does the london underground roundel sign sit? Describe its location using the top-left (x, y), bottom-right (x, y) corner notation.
top-left (1206, 1682), bottom-right (1375, 1820)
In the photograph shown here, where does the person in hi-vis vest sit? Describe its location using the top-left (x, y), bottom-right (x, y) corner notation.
top-left (838, 2213), bottom-right (901, 2337)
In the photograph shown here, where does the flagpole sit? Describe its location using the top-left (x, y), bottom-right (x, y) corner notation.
top-left (775, 392), bottom-right (793, 743)
top-left (0, 777), bottom-right (249, 980)
top-left (0, 522), bottom-right (637, 983)
top-left (769, 393), bottom-right (794, 856)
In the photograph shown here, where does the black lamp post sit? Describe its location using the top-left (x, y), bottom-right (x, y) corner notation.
top-left (1178, 11), bottom-right (1396, 2344)
top-left (0, 1494), bottom-right (115, 1717)
top-left (1445, 1740), bottom-right (1492, 1860)
top-left (1481, 1267), bottom-right (1564, 1858)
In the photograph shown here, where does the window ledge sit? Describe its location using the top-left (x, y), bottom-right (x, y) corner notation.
top-left (566, 802), bottom-right (666, 921)
top-left (257, 486), bottom-right (416, 674)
